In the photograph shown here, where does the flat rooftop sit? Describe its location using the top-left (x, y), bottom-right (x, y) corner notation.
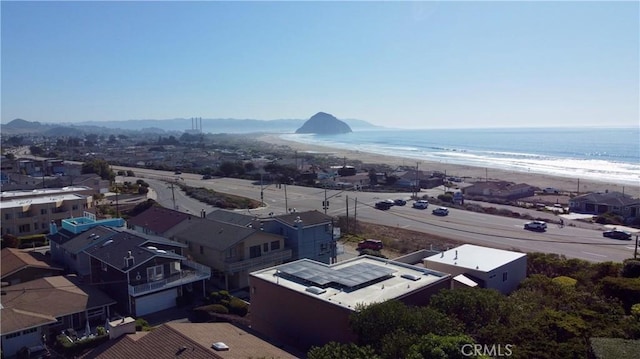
top-left (0, 186), bottom-right (92, 200)
top-left (250, 256), bottom-right (450, 311)
top-left (0, 193), bottom-right (89, 209)
top-left (425, 244), bottom-right (526, 273)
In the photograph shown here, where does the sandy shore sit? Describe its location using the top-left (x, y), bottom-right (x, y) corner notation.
top-left (259, 134), bottom-right (640, 198)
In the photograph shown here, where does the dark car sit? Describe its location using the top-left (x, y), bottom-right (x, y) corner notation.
top-left (202, 174), bottom-right (212, 180)
top-left (603, 230), bottom-right (632, 240)
top-left (357, 239), bottom-right (383, 251)
top-left (375, 201), bottom-right (393, 210)
top-left (394, 199), bottom-right (407, 206)
top-left (432, 207), bottom-right (449, 216)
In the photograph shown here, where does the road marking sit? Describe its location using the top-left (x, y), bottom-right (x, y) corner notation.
top-left (582, 251), bottom-right (607, 258)
top-left (626, 247), bottom-right (636, 250)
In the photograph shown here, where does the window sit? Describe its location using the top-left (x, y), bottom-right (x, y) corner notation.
top-left (6, 332), bottom-right (21, 339)
top-left (72, 204), bottom-right (79, 210)
top-left (263, 243), bottom-right (269, 252)
top-left (34, 222), bottom-right (39, 230)
top-left (4, 213), bottom-right (10, 220)
top-left (40, 208), bottom-right (47, 215)
top-left (502, 272), bottom-right (508, 282)
top-left (171, 261), bottom-right (181, 274)
top-left (22, 328), bottom-right (37, 335)
top-left (18, 224), bottom-right (31, 233)
top-left (270, 241), bottom-right (280, 250)
top-left (249, 245), bottom-right (261, 259)
top-left (147, 265), bottom-right (164, 281)
top-left (226, 247), bottom-right (236, 259)
top-left (199, 245), bottom-right (204, 255)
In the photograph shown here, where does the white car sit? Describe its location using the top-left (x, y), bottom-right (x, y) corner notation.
top-left (524, 221), bottom-right (547, 231)
top-left (413, 200), bottom-right (429, 209)
top-left (432, 207), bottom-right (449, 216)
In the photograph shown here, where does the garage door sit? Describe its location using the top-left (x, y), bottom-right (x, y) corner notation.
top-left (135, 288), bottom-right (178, 317)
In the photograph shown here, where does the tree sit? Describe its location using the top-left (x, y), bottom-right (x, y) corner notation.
top-left (4, 153), bottom-right (15, 160)
top-left (308, 342), bottom-right (380, 359)
top-left (405, 333), bottom-right (478, 359)
top-left (81, 159), bottom-right (115, 181)
top-left (29, 145), bottom-right (44, 156)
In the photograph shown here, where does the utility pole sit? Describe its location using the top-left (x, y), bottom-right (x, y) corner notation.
top-left (635, 235), bottom-right (638, 259)
top-left (115, 184), bottom-right (120, 218)
top-left (284, 184), bottom-right (288, 213)
top-left (345, 195), bottom-right (349, 234)
top-left (323, 186), bottom-right (328, 214)
top-left (354, 197), bottom-right (358, 235)
top-left (168, 182), bottom-right (177, 210)
top-left (260, 172), bottom-right (264, 206)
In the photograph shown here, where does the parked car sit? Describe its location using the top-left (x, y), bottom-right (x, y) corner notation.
top-left (394, 199), bottom-right (407, 206)
top-left (432, 207), bottom-right (449, 216)
top-left (524, 221), bottom-right (547, 231)
top-left (543, 187), bottom-right (559, 194)
top-left (603, 229), bottom-right (632, 240)
top-left (202, 174), bottom-right (212, 180)
top-left (375, 201), bottom-right (393, 210)
top-left (357, 239), bottom-right (384, 251)
top-left (413, 200), bottom-right (429, 209)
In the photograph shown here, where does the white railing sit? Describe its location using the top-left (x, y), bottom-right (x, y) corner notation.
top-left (128, 261), bottom-right (211, 296)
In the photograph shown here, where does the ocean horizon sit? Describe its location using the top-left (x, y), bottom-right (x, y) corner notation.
top-left (280, 127), bottom-right (640, 187)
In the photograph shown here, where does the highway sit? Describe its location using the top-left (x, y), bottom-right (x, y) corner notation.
top-left (113, 166), bottom-right (638, 263)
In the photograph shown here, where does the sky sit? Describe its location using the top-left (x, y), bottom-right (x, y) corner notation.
top-left (1, 1), bottom-right (638, 129)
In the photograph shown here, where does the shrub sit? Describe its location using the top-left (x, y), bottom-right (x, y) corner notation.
top-left (600, 277), bottom-right (640, 313)
top-left (199, 304), bottom-right (229, 314)
top-left (622, 260), bottom-right (640, 278)
top-left (437, 194), bottom-right (453, 203)
top-left (135, 318), bottom-right (149, 331)
top-left (228, 297), bottom-right (249, 317)
top-left (553, 276), bottom-right (578, 287)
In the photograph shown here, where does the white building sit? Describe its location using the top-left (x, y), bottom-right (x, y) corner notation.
top-left (423, 244), bottom-right (527, 294)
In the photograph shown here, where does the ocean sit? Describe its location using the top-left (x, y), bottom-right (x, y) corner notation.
top-left (280, 127), bottom-right (640, 186)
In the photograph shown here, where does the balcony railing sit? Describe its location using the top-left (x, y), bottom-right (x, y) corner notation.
top-left (224, 248), bottom-right (292, 273)
top-left (128, 260), bottom-right (211, 296)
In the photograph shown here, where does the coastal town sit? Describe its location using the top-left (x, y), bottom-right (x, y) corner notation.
top-left (1, 118), bottom-right (640, 359)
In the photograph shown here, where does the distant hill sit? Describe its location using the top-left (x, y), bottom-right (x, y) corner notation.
top-left (0, 116), bottom-right (380, 136)
top-left (295, 112), bottom-right (352, 134)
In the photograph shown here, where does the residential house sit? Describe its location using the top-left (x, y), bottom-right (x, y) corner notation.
top-left (569, 191), bottom-right (640, 219)
top-left (463, 181), bottom-right (536, 200)
top-left (206, 209), bottom-right (255, 227)
top-left (261, 210), bottom-right (336, 264)
top-left (48, 213), bottom-right (125, 278)
top-left (1, 247), bottom-right (64, 286)
top-left (86, 231), bottom-right (210, 317)
top-left (81, 322), bottom-right (300, 359)
top-left (423, 244), bottom-right (527, 295)
top-left (172, 219), bottom-right (290, 290)
top-left (126, 205), bottom-right (199, 238)
top-left (249, 256), bottom-right (451, 352)
top-left (0, 275), bottom-right (116, 358)
top-left (0, 187), bottom-right (95, 237)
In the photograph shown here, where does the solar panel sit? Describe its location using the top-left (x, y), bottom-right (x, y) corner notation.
top-left (277, 260), bottom-right (396, 289)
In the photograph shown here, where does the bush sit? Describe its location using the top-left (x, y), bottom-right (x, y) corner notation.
top-left (600, 277), bottom-right (640, 313)
top-left (55, 333), bottom-right (109, 357)
top-left (135, 318), bottom-right (150, 331)
top-left (198, 304), bottom-right (229, 314)
top-left (552, 276), bottom-right (578, 287)
top-left (437, 194), bottom-right (453, 203)
top-left (228, 298), bottom-right (249, 317)
top-left (622, 260), bottom-right (640, 278)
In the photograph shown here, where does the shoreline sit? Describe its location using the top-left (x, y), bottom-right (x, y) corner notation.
top-left (259, 134), bottom-right (640, 198)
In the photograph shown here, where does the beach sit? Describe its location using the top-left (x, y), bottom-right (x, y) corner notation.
top-left (259, 134), bottom-right (640, 198)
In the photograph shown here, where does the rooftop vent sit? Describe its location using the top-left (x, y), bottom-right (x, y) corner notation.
top-left (305, 286), bottom-right (327, 295)
top-left (101, 239), bottom-right (114, 247)
top-left (157, 249), bottom-right (166, 254)
top-left (146, 246), bottom-right (158, 251)
top-left (401, 273), bottom-right (422, 281)
top-left (212, 342), bottom-right (229, 351)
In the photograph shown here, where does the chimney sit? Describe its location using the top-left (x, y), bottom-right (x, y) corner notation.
top-left (49, 221), bottom-right (58, 235)
top-left (455, 250), bottom-right (458, 260)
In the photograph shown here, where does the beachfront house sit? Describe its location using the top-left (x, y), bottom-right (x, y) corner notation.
top-left (569, 191), bottom-right (640, 219)
top-left (463, 181), bottom-right (536, 200)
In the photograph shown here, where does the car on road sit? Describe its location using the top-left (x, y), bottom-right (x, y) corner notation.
top-left (413, 200), bottom-right (429, 209)
top-left (394, 199), bottom-right (407, 206)
top-left (432, 207), bottom-right (449, 216)
top-left (357, 239), bottom-right (384, 251)
top-left (524, 221), bottom-right (547, 231)
top-left (375, 201), bottom-right (393, 210)
top-left (202, 174), bottom-right (212, 180)
top-left (603, 229), bottom-right (632, 240)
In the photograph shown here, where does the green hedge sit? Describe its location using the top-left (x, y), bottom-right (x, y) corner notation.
top-left (55, 334), bottom-right (109, 357)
